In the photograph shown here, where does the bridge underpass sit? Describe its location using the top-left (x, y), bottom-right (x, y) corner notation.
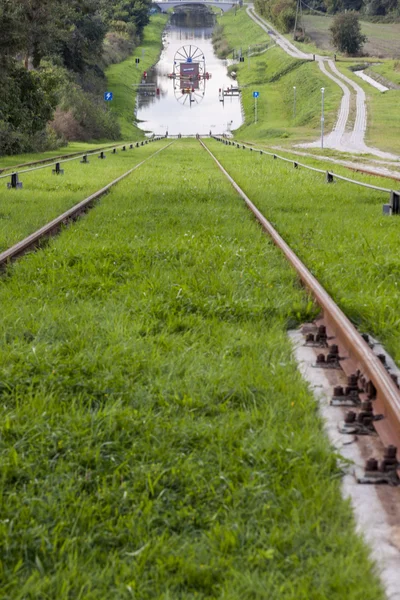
top-left (155, 0), bottom-right (238, 12)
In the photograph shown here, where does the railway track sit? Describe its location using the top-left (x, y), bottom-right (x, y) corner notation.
top-left (213, 137), bottom-right (400, 212)
top-left (1, 137), bottom-right (400, 595)
top-left (199, 138), bottom-right (400, 480)
top-left (0, 141), bottom-right (173, 266)
top-left (2, 136), bottom-right (400, 474)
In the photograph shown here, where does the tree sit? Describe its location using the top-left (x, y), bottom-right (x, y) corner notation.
top-left (0, 0), bottom-right (25, 66)
top-left (330, 12), bottom-right (367, 55)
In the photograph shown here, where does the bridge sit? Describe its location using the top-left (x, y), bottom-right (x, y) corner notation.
top-left (156, 0), bottom-right (238, 12)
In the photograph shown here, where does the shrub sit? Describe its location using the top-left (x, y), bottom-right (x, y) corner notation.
top-left (330, 12), bottom-right (367, 55)
top-left (50, 82), bottom-right (120, 141)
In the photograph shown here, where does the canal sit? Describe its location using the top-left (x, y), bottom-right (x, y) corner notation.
top-left (136, 8), bottom-right (243, 136)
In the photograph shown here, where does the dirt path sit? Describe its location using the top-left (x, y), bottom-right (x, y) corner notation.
top-left (246, 6), bottom-right (312, 59)
top-left (246, 6), bottom-right (400, 161)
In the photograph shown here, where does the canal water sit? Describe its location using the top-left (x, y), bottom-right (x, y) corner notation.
top-left (136, 9), bottom-right (243, 136)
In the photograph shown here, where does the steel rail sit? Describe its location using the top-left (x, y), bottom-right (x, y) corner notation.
top-left (0, 138), bottom-right (164, 180)
top-left (0, 142), bottom-right (174, 266)
top-left (213, 137), bottom-right (398, 195)
top-left (200, 138), bottom-right (400, 448)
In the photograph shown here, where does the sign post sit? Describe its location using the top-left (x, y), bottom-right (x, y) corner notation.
top-left (253, 91), bottom-right (259, 124)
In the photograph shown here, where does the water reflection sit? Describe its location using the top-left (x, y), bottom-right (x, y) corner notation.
top-left (136, 8), bottom-right (242, 136)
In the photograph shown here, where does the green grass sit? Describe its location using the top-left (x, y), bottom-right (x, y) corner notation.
top-left (0, 139), bottom-right (384, 599)
top-left (220, 9), bottom-right (400, 155)
top-left (219, 7), bottom-right (269, 51)
top-left (205, 138), bottom-right (400, 362)
top-left (0, 142), bottom-right (122, 171)
top-left (106, 14), bottom-right (168, 140)
top-left (331, 62), bottom-right (400, 155)
top-left (365, 89), bottom-right (400, 155)
top-left (217, 9), bottom-right (342, 147)
top-left (0, 141), bottom-right (169, 252)
top-left (368, 59), bottom-right (400, 86)
top-left (301, 15), bottom-right (400, 59)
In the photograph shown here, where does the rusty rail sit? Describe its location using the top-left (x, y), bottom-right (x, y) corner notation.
top-left (213, 137), bottom-right (400, 195)
top-left (0, 142), bottom-right (173, 266)
top-left (200, 138), bottom-right (400, 449)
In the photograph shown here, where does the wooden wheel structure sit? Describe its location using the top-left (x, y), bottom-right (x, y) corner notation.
top-left (173, 44), bottom-right (206, 78)
top-left (173, 44), bottom-right (207, 107)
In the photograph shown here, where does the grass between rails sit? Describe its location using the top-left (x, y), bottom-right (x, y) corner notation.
top-left (0, 139), bottom-right (384, 599)
top-left (0, 141), bottom-right (169, 252)
top-left (106, 14), bottom-right (168, 140)
top-left (217, 9), bottom-right (341, 147)
top-left (205, 138), bottom-right (400, 362)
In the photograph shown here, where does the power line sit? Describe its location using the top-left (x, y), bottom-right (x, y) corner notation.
top-left (300, 0), bottom-right (332, 17)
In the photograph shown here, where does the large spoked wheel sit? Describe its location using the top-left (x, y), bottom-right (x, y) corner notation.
top-left (173, 44), bottom-right (207, 107)
top-left (174, 45), bottom-right (205, 65)
top-left (174, 85), bottom-right (205, 107)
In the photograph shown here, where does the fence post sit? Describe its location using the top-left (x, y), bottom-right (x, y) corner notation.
top-left (326, 171), bottom-right (334, 183)
top-left (7, 173), bottom-right (23, 189)
top-left (390, 190), bottom-right (400, 214)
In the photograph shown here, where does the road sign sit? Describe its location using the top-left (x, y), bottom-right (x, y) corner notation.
top-left (253, 92), bottom-right (259, 124)
top-left (104, 92), bottom-right (113, 101)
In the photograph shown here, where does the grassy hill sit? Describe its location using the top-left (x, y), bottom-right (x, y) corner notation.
top-left (217, 8), bottom-right (341, 146)
top-left (106, 14), bottom-right (168, 140)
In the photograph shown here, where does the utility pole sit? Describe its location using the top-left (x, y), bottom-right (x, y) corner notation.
top-left (294, 0), bottom-right (300, 39)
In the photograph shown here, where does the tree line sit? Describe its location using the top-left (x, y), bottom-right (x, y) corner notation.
top-left (0, 0), bottom-right (152, 155)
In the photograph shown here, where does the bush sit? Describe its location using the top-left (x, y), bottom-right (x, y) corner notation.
top-left (330, 12), bottom-right (367, 55)
top-left (0, 61), bottom-right (63, 156)
top-left (50, 108), bottom-right (86, 141)
top-left (51, 82), bottom-right (120, 141)
top-left (102, 31), bottom-right (135, 67)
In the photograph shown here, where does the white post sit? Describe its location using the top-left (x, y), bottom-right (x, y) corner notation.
top-left (321, 87), bottom-right (325, 149)
top-left (293, 86), bottom-right (296, 119)
top-left (255, 95), bottom-right (258, 124)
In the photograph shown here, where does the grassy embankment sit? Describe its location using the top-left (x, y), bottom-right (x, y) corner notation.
top-left (0, 15), bottom-right (168, 169)
top-left (0, 141), bottom-right (169, 252)
top-left (369, 60), bottom-right (400, 85)
top-left (0, 140), bottom-right (384, 599)
top-left (218, 9), bottom-right (400, 155)
top-left (106, 14), bottom-right (168, 140)
top-left (326, 61), bottom-right (400, 155)
top-left (283, 14), bottom-right (400, 154)
top-left (206, 138), bottom-right (400, 361)
top-left (216, 8), bottom-right (341, 147)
